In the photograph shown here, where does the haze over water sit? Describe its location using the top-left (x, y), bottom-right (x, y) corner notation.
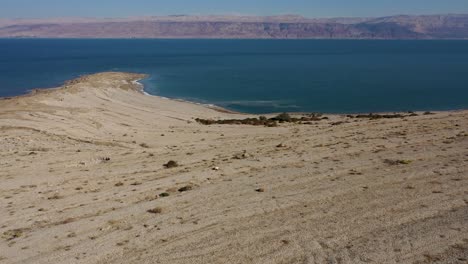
top-left (1, 39), bottom-right (467, 114)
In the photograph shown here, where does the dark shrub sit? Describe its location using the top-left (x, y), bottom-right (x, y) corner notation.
top-left (272, 113), bottom-right (292, 122)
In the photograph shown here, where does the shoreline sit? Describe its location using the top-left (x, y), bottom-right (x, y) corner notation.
top-left (133, 78), bottom-right (242, 114)
top-left (1, 71), bottom-right (467, 116)
top-left (0, 71), bottom-right (467, 264)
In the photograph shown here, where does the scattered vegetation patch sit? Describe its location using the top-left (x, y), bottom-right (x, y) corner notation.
top-left (47, 193), bottom-right (63, 200)
top-left (178, 186), bottom-right (193, 192)
top-left (233, 150), bottom-right (250, 159)
top-left (2, 229), bottom-right (26, 241)
top-left (116, 240), bottom-right (129, 246)
top-left (195, 113), bottom-right (325, 127)
top-left (29, 147), bottom-right (50, 152)
top-left (139, 143), bottom-right (149, 148)
top-left (147, 207), bottom-right (163, 214)
top-left (271, 113), bottom-right (292, 122)
top-left (159, 192), bottom-right (170, 197)
top-left (350, 113), bottom-right (410, 119)
top-left (331, 121), bottom-right (346, 126)
top-left (383, 159), bottom-right (413, 165)
top-left (195, 117), bottom-right (277, 126)
top-left (57, 218), bottom-right (76, 225)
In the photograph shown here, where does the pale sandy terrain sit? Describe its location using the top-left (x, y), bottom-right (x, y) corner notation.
top-left (0, 72), bottom-right (467, 264)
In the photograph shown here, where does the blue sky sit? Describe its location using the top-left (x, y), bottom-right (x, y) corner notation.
top-left (1, 0), bottom-right (468, 18)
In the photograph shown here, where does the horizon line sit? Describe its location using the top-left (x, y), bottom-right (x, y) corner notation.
top-left (2, 12), bottom-right (468, 20)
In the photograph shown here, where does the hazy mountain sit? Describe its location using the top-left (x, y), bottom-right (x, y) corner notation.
top-left (0, 14), bottom-right (467, 39)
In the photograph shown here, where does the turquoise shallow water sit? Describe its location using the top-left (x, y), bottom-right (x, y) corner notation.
top-left (0, 39), bottom-right (467, 113)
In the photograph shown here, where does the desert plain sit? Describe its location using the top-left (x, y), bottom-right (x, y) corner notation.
top-left (0, 72), bottom-right (467, 263)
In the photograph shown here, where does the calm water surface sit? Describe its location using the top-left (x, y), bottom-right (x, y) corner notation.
top-left (0, 39), bottom-right (467, 113)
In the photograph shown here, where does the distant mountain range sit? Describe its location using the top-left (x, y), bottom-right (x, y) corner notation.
top-left (1, 14), bottom-right (468, 39)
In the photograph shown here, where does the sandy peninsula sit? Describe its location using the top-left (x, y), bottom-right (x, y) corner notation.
top-left (0, 72), bottom-right (467, 264)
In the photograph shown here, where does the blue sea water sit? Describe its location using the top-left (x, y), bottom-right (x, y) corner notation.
top-left (0, 39), bottom-right (467, 114)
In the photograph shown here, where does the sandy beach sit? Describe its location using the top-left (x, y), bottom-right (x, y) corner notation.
top-left (0, 72), bottom-right (467, 264)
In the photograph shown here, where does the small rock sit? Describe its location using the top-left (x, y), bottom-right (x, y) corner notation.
top-left (255, 188), bottom-right (265, 193)
top-left (163, 160), bottom-right (179, 168)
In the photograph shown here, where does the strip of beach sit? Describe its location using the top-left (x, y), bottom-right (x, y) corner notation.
top-left (0, 72), bottom-right (467, 264)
